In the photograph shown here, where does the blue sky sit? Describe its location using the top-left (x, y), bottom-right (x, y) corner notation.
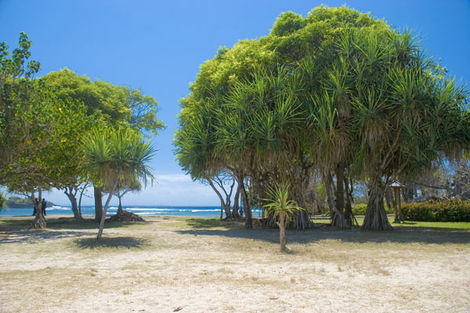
top-left (1, 0), bottom-right (469, 206)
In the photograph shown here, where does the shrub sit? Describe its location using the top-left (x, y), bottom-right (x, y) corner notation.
top-left (320, 203), bottom-right (393, 217)
top-left (400, 200), bottom-right (470, 222)
top-left (352, 203), bottom-right (367, 215)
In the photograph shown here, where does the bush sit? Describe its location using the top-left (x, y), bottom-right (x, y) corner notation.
top-left (320, 203), bottom-right (393, 217)
top-left (400, 200), bottom-right (470, 222)
top-left (352, 203), bottom-right (367, 215)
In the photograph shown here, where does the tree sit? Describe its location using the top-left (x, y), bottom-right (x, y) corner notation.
top-left (115, 178), bottom-right (141, 214)
top-left (83, 127), bottom-right (155, 240)
top-left (41, 68), bottom-right (164, 221)
top-left (0, 32), bottom-right (40, 184)
top-left (176, 5), bottom-right (469, 232)
top-left (263, 184), bottom-right (303, 252)
top-left (176, 6), bottom-right (385, 229)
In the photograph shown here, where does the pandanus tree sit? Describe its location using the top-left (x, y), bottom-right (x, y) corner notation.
top-left (347, 30), bottom-right (468, 230)
top-left (217, 66), bottom-right (311, 229)
top-left (177, 6), bottom-right (469, 232)
top-left (263, 184), bottom-right (303, 252)
top-left (83, 127), bottom-right (155, 240)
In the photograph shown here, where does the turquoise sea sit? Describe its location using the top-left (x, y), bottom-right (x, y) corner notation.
top-left (0, 205), bottom-right (263, 218)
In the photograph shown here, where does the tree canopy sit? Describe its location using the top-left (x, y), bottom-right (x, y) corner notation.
top-left (175, 5), bottom-right (469, 230)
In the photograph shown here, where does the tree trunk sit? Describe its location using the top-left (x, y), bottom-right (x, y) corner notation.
top-left (208, 178), bottom-right (230, 219)
top-left (239, 176), bottom-right (252, 229)
top-left (293, 194), bottom-right (311, 230)
top-left (97, 173), bottom-right (121, 240)
top-left (292, 179), bottom-right (312, 230)
top-left (402, 182), bottom-right (416, 203)
top-left (94, 185), bottom-right (103, 222)
top-left (363, 177), bottom-right (392, 231)
top-left (65, 188), bottom-right (81, 219)
top-left (117, 194), bottom-right (123, 214)
top-left (278, 210), bottom-right (288, 252)
top-left (78, 184), bottom-right (88, 217)
top-left (32, 189), bottom-right (46, 229)
top-left (331, 165), bottom-right (348, 228)
top-left (323, 172), bottom-right (336, 217)
top-left (344, 177), bottom-right (353, 227)
top-left (232, 185), bottom-right (241, 217)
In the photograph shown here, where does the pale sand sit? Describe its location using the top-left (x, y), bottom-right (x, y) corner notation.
top-left (0, 216), bottom-right (469, 313)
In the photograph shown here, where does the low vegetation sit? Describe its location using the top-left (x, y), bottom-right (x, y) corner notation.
top-left (401, 200), bottom-right (470, 222)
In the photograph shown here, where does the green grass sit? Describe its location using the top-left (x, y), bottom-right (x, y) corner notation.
top-left (398, 220), bottom-right (470, 229)
top-left (311, 216), bottom-right (470, 230)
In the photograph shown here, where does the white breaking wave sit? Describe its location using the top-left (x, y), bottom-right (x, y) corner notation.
top-left (127, 208), bottom-right (175, 211)
top-left (51, 205), bottom-right (69, 210)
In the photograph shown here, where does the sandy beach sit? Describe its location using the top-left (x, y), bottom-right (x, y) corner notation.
top-left (1, 215), bottom-right (469, 313)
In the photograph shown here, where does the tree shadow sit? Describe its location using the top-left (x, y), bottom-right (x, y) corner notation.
top-left (73, 236), bottom-right (149, 249)
top-left (0, 217), bottom-right (144, 232)
top-left (0, 217), bottom-right (146, 244)
top-left (176, 224), bottom-right (470, 245)
top-left (0, 229), bottom-right (91, 244)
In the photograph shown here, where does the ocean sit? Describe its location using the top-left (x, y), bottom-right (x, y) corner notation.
top-left (0, 205), bottom-right (263, 218)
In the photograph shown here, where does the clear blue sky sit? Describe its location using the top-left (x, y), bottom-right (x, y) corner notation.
top-left (1, 0), bottom-right (469, 206)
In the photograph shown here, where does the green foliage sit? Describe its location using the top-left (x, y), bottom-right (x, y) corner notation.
top-left (351, 203), bottom-right (394, 215)
top-left (82, 127), bottom-right (155, 189)
top-left (352, 203), bottom-right (368, 215)
top-left (400, 200), bottom-right (470, 222)
top-left (271, 11), bottom-right (306, 37)
top-left (42, 68), bottom-right (165, 135)
top-left (263, 184), bottom-right (303, 217)
top-left (315, 182), bottom-right (327, 202)
top-left (175, 5), bottom-right (469, 230)
top-left (0, 32), bottom-right (41, 185)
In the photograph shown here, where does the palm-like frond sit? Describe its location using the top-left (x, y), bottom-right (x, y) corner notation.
top-left (263, 183), bottom-right (303, 216)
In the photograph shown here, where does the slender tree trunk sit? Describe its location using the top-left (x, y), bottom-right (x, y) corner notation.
top-left (97, 173), bottom-right (121, 240)
top-left (278, 210), bottom-right (287, 252)
top-left (239, 175), bottom-right (252, 229)
top-left (323, 172), bottom-right (336, 216)
top-left (292, 175), bottom-right (312, 230)
top-left (232, 185), bottom-right (241, 217)
top-left (208, 178), bottom-right (229, 219)
top-left (331, 165), bottom-right (348, 228)
top-left (117, 194), bottom-right (123, 214)
top-left (344, 177), bottom-right (353, 227)
top-left (64, 187), bottom-right (81, 219)
top-left (32, 189), bottom-right (46, 229)
top-left (78, 183), bottom-right (88, 217)
top-left (384, 188), bottom-right (393, 211)
top-left (94, 185), bottom-right (103, 222)
top-left (363, 177), bottom-right (392, 230)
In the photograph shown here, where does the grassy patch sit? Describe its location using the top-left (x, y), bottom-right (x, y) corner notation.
top-left (185, 217), bottom-right (244, 229)
top-left (398, 221), bottom-right (470, 230)
top-left (312, 216), bottom-right (470, 230)
top-left (73, 236), bottom-right (150, 249)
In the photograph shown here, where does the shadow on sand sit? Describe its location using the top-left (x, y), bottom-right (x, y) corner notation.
top-left (177, 221), bottom-right (470, 245)
top-left (0, 217), bottom-right (146, 245)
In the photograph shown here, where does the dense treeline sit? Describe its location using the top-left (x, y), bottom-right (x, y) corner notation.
top-left (175, 6), bottom-right (470, 230)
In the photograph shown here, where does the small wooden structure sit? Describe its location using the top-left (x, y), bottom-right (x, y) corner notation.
top-left (390, 181), bottom-right (405, 223)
